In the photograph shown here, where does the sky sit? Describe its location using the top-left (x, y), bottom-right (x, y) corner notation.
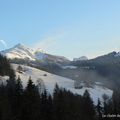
top-left (0, 0), bottom-right (120, 60)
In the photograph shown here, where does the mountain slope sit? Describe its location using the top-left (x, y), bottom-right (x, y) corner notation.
top-left (70, 51), bottom-right (120, 89)
top-left (12, 64), bottom-right (113, 104)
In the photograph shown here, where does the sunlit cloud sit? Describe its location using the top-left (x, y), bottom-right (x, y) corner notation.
top-left (35, 37), bottom-right (56, 52)
top-left (34, 30), bottom-right (66, 52)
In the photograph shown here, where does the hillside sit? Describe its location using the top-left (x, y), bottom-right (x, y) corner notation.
top-left (1, 44), bottom-right (120, 91)
top-left (12, 64), bottom-right (113, 104)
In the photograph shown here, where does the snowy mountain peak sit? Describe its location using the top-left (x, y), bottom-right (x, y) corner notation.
top-left (1, 43), bottom-right (70, 64)
top-left (13, 43), bottom-right (35, 53)
top-left (1, 43), bottom-right (35, 60)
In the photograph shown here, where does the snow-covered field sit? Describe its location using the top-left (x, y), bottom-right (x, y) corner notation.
top-left (12, 64), bottom-right (113, 104)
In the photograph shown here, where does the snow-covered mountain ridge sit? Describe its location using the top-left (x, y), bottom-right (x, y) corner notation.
top-left (1, 44), bottom-right (35, 60)
top-left (1, 43), bottom-right (70, 64)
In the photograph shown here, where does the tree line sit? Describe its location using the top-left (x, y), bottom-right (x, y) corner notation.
top-left (0, 75), bottom-right (120, 120)
top-left (0, 73), bottom-right (96, 120)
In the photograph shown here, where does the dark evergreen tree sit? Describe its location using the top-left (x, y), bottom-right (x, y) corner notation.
top-left (102, 94), bottom-right (109, 115)
top-left (112, 90), bottom-right (120, 114)
top-left (0, 54), bottom-right (13, 76)
top-left (82, 90), bottom-right (96, 120)
top-left (97, 98), bottom-right (103, 120)
top-left (12, 75), bottom-right (24, 120)
top-left (47, 95), bottom-right (53, 120)
top-left (22, 76), bottom-right (40, 120)
top-left (15, 75), bottom-right (23, 95)
top-left (41, 89), bottom-right (52, 120)
top-left (6, 69), bottom-right (16, 96)
top-left (53, 84), bottom-right (63, 120)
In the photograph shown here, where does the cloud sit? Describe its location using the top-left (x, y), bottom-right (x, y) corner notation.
top-left (35, 37), bottom-right (56, 51)
top-left (0, 40), bottom-right (7, 48)
top-left (34, 30), bottom-right (66, 52)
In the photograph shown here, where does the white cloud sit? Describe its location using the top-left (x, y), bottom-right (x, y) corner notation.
top-left (35, 37), bottom-right (56, 51)
top-left (34, 30), bottom-right (66, 52)
top-left (0, 40), bottom-right (7, 48)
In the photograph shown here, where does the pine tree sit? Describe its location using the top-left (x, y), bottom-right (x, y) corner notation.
top-left (97, 98), bottom-right (103, 120)
top-left (6, 69), bottom-right (16, 97)
top-left (47, 95), bottom-right (53, 120)
top-left (102, 94), bottom-right (109, 115)
top-left (82, 90), bottom-right (96, 120)
top-left (53, 84), bottom-right (63, 120)
top-left (41, 89), bottom-right (51, 120)
top-left (12, 75), bottom-right (24, 120)
top-left (112, 90), bottom-right (120, 114)
top-left (16, 75), bottom-right (23, 96)
top-left (53, 83), bottom-right (60, 98)
top-left (22, 76), bottom-right (40, 120)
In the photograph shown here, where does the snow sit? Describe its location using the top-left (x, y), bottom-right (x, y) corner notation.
top-left (73, 56), bottom-right (88, 61)
top-left (1, 44), bottom-right (35, 61)
top-left (34, 51), bottom-right (47, 60)
top-left (11, 64), bottom-right (113, 104)
top-left (95, 82), bottom-right (103, 85)
top-left (62, 65), bottom-right (77, 69)
top-left (1, 43), bottom-right (69, 63)
top-left (71, 86), bottom-right (112, 104)
top-left (0, 76), bottom-right (9, 84)
top-left (114, 52), bottom-right (120, 57)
